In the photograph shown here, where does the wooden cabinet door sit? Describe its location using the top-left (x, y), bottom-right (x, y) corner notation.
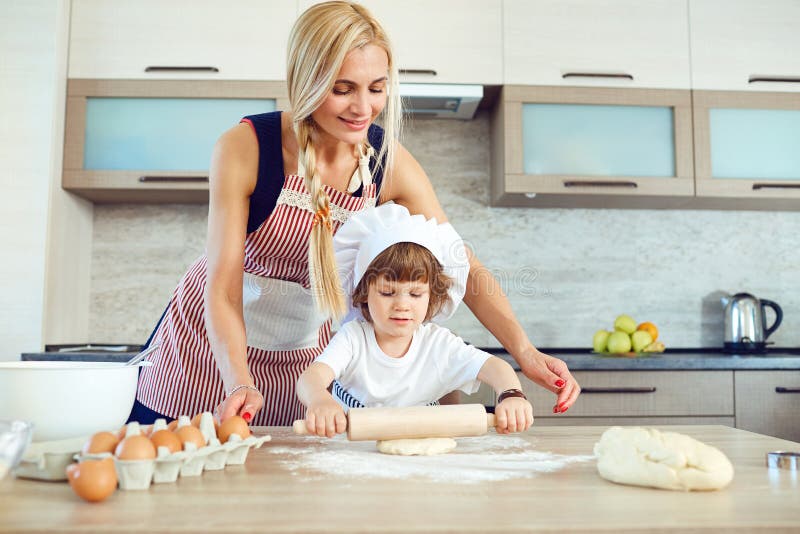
top-left (504, 0), bottom-right (691, 89)
top-left (690, 0), bottom-right (800, 92)
top-left (693, 90), bottom-right (800, 203)
top-left (491, 85), bottom-right (694, 207)
top-left (735, 371), bottom-right (800, 442)
top-left (69, 0), bottom-right (296, 80)
top-left (299, 0), bottom-right (502, 84)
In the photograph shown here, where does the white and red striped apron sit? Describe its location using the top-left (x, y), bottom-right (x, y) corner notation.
top-left (137, 169), bottom-right (377, 426)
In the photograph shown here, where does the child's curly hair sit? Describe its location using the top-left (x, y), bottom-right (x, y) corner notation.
top-left (352, 242), bottom-right (452, 322)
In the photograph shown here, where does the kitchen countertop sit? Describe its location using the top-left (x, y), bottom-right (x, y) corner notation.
top-left (1, 425), bottom-right (798, 532)
top-left (22, 347), bottom-right (800, 370)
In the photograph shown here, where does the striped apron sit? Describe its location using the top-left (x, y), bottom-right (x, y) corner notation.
top-left (137, 170), bottom-right (377, 426)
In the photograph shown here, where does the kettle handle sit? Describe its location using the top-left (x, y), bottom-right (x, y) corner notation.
top-left (761, 299), bottom-right (783, 339)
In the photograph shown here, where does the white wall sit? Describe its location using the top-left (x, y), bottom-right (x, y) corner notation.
top-left (0, 0), bottom-right (90, 361)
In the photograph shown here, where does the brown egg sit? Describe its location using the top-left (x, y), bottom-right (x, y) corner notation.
top-left (82, 431), bottom-right (119, 455)
top-left (218, 415), bottom-right (251, 443)
top-left (114, 435), bottom-right (157, 460)
top-left (149, 430), bottom-right (182, 454)
top-left (167, 419), bottom-right (179, 432)
top-left (175, 425), bottom-right (206, 450)
top-left (66, 458), bottom-right (117, 503)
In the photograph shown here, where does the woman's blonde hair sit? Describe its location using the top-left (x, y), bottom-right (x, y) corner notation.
top-left (287, 1), bottom-right (402, 319)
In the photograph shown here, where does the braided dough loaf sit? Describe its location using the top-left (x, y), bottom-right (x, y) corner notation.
top-left (594, 427), bottom-right (734, 491)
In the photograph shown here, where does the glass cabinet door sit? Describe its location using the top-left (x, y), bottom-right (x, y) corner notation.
top-left (84, 97), bottom-right (275, 171)
top-left (522, 103), bottom-right (676, 177)
top-left (492, 86), bottom-right (694, 206)
top-left (63, 80), bottom-right (288, 203)
top-left (694, 90), bottom-right (800, 200)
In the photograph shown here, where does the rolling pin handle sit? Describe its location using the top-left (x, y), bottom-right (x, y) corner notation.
top-left (292, 419), bottom-right (309, 435)
top-left (486, 413), bottom-right (496, 429)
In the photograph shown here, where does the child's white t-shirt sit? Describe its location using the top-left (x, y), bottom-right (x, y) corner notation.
top-left (314, 319), bottom-right (492, 408)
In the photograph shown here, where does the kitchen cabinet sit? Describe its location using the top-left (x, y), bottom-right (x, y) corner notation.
top-left (68, 0), bottom-right (296, 80)
top-left (504, 0), bottom-right (691, 89)
top-left (735, 370), bottom-right (800, 443)
top-left (693, 90), bottom-right (800, 203)
top-left (520, 371), bottom-right (734, 424)
top-left (299, 0), bottom-right (502, 84)
top-left (62, 80), bottom-right (289, 203)
top-left (689, 0), bottom-right (800, 93)
top-left (490, 85), bottom-right (695, 207)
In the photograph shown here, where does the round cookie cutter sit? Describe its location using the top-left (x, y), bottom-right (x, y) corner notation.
top-left (766, 451), bottom-right (799, 470)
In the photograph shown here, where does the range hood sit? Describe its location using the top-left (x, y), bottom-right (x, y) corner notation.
top-left (399, 83), bottom-right (483, 119)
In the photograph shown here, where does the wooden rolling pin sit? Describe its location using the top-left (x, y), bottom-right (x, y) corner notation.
top-left (292, 404), bottom-right (496, 441)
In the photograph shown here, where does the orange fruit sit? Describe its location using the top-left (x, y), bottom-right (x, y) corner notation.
top-left (637, 322), bottom-right (658, 342)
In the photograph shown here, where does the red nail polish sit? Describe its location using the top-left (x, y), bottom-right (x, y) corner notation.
top-left (242, 412), bottom-right (252, 422)
top-left (553, 406), bottom-right (558, 413)
top-left (555, 380), bottom-right (565, 388)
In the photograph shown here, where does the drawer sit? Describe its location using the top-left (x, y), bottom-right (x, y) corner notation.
top-left (735, 370), bottom-right (800, 442)
top-left (532, 416), bottom-right (736, 427)
top-left (520, 371), bottom-right (734, 417)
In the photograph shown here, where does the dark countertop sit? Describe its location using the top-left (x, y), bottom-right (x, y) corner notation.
top-left (21, 347), bottom-right (800, 370)
top-left (486, 347), bottom-right (800, 371)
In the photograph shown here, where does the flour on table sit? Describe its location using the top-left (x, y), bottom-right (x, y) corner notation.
top-left (267, 433), bottom-right (594, 483)
top-left (377, 437), bottom-right (457, 456)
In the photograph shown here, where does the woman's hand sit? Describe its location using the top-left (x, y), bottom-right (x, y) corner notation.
top-left (305, 397), bottom-right (347, 438)
top-left (494, 397), bottom-right (533, 434)
top-left (518, 347), bottom-right (580, 414)
top-left (215, 386), bottom-right (264, 423)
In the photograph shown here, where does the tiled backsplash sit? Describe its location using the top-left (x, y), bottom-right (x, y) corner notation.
top-left (91, 111), bottom-right (800, 349)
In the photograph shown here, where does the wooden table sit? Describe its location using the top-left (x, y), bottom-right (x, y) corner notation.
top-left (2, 425), bottom-right (798, 533)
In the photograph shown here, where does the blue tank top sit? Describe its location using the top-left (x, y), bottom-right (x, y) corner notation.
top-left (241, 111), bottom-right (385, 234)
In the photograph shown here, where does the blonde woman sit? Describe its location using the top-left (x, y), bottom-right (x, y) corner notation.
top-left (129, 1), bottom-right (580, 427)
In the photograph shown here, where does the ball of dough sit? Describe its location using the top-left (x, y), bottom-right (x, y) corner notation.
top-left (376, 437), bottom-right (457, 456)
top-left (594, 427), bottom-right (734, 491)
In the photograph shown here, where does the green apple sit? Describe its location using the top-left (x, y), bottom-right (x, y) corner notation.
top-left (592, 330), bottom-right (611, 353)
top-left (607, 331), bottom-right (632, 353)
top-left (631, 330), bottom-right (653, 353)
top-left (613, 314), bottom-right (637, 334)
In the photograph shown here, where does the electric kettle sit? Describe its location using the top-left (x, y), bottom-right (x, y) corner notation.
top-left (721, 292), bottom-right (783, 353)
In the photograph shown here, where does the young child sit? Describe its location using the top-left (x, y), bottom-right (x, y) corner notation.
top-left (296, 203), bottom-right (533, 437)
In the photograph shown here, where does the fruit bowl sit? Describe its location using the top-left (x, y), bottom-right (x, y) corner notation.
top-left (592, 315), bottom-right (666, 356)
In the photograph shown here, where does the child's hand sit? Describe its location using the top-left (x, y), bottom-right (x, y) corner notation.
top-left (494, 397), bottom-right (533, 434)
top-left (305, 398), bottom-right (347, 438)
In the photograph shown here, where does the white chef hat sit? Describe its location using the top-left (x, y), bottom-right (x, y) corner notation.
top-left (334, 203), bottom-right (470, 325)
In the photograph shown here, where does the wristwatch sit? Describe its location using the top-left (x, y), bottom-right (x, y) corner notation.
top-left (497, 388), bottom-right (527, 403)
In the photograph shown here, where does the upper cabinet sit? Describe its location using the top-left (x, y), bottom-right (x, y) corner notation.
top-left (504, 0), bottom-right (691, 89)
top-left (690, 0), bottom-right (800, 92)
top-left (299, 0), bottom-right (503, 85)
top-left (68, 0), bottom-right (297, 80)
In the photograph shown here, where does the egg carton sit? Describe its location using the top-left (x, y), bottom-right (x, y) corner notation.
top-left (16, 436), bottom-right (89, 481)
top-left (77, 414), bottom-right (270, 489)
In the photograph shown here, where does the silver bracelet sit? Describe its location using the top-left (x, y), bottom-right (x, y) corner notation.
top-left (226, 384), bottom-right (263, 398)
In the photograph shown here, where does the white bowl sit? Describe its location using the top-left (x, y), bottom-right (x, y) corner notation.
top-left (0, 361), bottom-right (150, 442)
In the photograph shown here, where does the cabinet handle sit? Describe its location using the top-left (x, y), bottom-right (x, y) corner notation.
top-left (563, 180), bottom-right (638, 188)
top-left (775, 387), bottom-right (800, 394)
top-left (144, 66), bottom-right (220, 73)
top-left (139, 176), bottom-right (209, 183)
top-left (582, 387), bottom-right (656, 394)
top-left (748, 75), bottom-right (800, 84)
top-left (562, 72), bottom-right (634, 81)
top-left (753, 183), bottom-right (800, 190)
top-left (399, 69), bottom-right (437, 76)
